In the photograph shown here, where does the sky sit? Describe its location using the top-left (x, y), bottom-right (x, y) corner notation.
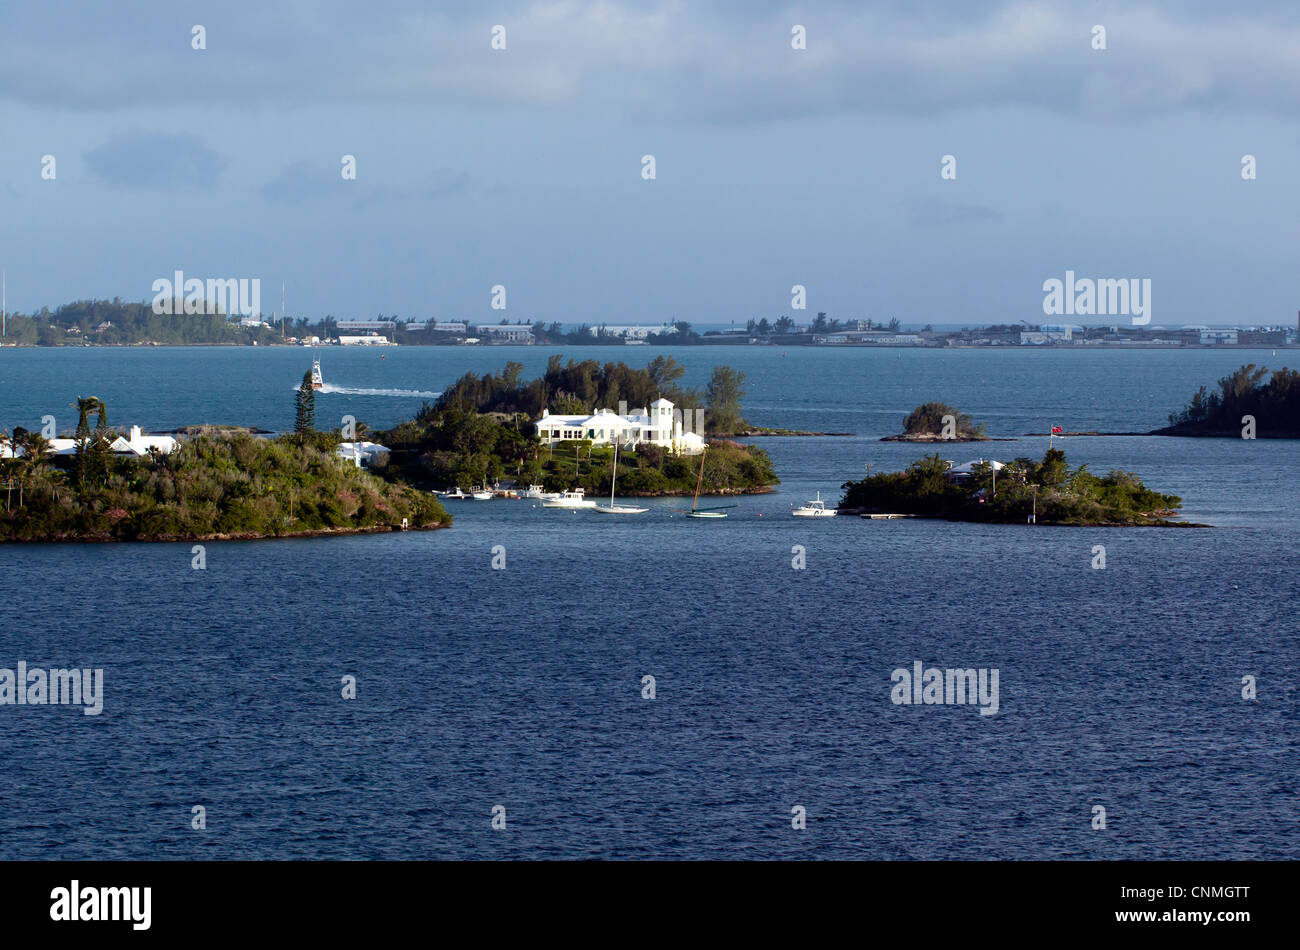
top-left (1, 0), bottom-right (1298, 328)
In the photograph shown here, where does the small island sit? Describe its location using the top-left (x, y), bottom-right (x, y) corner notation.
top-left (1153, 364), bottom-right (1300, 438)
top-left (0, 391), bottom-right (449, 543)
top-left (840, 448), bottom-right (1192, 526)
top-left (377, 357), bottom-right (779, 495)
top-left (881, 402), bottom-right (995, 442)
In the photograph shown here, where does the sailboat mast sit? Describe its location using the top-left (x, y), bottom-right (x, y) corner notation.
top-left (692, 449), bottom-right (705, 512)
top-left (610, 439), bottom-right (618, 505)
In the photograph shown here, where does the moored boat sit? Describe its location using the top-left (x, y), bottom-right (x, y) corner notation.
top-left (792, 491), bottom-right (837, 517)
top-left (542, 489), bottom-right (597, 509)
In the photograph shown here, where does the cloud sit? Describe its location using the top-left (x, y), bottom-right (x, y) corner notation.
top-left (5, 1), bottom-right (1300, 120)
top-left (260, 161), bottom-right (474, 206)
top-left (84, 131), bottom-right (226, 188)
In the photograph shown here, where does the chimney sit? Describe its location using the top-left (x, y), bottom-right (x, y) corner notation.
top-left (130, 425), bottom-right (141, 442)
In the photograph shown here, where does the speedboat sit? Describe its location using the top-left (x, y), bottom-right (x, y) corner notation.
top-left (310, 355), bottom-right (324, 391)
top-left (542, 489), bottom-right (597, 509)
top-left (792, 491), bottom-right (837, 517)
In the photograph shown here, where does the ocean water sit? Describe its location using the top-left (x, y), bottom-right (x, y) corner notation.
top-left (0, 345), bottom-right (1296, 859)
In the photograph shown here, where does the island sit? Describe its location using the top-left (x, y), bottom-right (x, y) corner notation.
top-left (376, 357), bottom-right (779, 496)
top-left (1152, 364), bottom-right (1300, 438)
top-left (881, 402), bottom-right (996, 442)
top-left (839, 447), bottom-right (1192, 526)
top-left (0, 392), bottom-right (449, 542)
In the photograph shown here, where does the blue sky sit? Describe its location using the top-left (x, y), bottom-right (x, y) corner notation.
top-left (2, 0), bottom-right (1298, 327)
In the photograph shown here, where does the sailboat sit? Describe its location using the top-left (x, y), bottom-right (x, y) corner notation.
top-left (593, 439), bottom-right (647, 514)
top-left (673, 447), bottom-right (736, 519)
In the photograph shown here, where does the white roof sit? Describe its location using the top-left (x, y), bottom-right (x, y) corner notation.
top-left (650, 397), bottom-right (674, 408)
top-left (950, 459), bottom-right (1005, 473)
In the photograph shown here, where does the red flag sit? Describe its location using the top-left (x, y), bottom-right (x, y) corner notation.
top-left (1051, 426), bottom-right (1063, 434)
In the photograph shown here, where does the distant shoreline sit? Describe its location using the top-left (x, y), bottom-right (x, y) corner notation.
top-left (3, 341), bottom-right (1298, 352)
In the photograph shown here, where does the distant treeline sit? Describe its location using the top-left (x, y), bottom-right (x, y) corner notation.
top-left (1, 299), bottom-right (279, 346)
top-left (1160, 364), bottom-right (1300, 437)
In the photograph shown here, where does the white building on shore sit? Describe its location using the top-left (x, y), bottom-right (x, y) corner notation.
top-left (2, 426), bottom-right (178, 458)
top-left (336, 441), bottom-right (391, 468)
top-left (535, 398), bottom-right (706, 454)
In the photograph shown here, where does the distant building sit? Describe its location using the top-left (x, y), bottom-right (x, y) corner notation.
top-left (338, 335), bottom-right (393, 345)
top-left (1199, 329), bottom-right (1238, 345)
top-left (337, 320), bottom-right (396, 331)
top-left (588, 324), bottom-right (677, 339)
top-left (405, 321), bottom-right (469, 334)
top-left (535, 398), bottom-right (705, 455)
top-left (816, 331), bottom-right (922, 345)
top-left (475, 325), bottom-right (534, 344)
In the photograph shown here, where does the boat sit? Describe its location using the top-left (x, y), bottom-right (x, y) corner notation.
top-left (593, 440), bottom-right (648, 514)
top-left (542, 489), bottom-right (597, 509)
top-left (439, 487), bottom-right (467, 500)
top-left (310, 353), bottom-right (324, 391)
top-left (673, 447), bottom-right (736, 519)
top-left (792, 491), bottom-right (837, 517)
top-left (470, 488), bottom-right (493, 501)
top-left (522, 484), bottom-right (560, 500)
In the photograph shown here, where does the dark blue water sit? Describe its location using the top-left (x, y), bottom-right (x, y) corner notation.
top-left (1, 346), bottom-right (1296, 858)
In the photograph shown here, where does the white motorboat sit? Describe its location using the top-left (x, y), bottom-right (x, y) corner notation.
top-left (792, 491), bottom-right (837, 517)
top-left (470, 488), bottom-right (494, 501)
top-left (542, 489), bottom-right (597, 509)
top-left (310, 353), bottom-right (324, 390)
top-left (522, 484), bottom-right (560, 500)
top-left (440, 487), bottom-right (468, 500)
top-left (593, 440), bottom-right (648, 514)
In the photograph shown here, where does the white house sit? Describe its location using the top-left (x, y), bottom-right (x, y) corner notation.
top-left (109, 426), bottom-right (180, 456)
top-left (535, 398), bottom-right (706, 454)
top-left (2, 426), bottom-right (177, 458)
top-left (337, 441), bottom-right (391, 468)
top-left (475, 325), bottom-right (534, 344)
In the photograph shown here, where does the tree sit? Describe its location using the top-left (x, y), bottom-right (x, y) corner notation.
top-left (705, 366), bottom-right (747, 434)
top-left (902, 402), bottom-right (979, 437)
top-left (294, 371), bottom-right (316, 437)
top-left (72, 395), bottom-right (101, 485)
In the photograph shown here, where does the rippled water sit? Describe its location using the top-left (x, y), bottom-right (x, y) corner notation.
top-left (0, 345), bottom-right (1296, 858)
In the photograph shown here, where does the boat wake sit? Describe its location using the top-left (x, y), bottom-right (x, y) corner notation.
top-left (290, 383), bottom-right (442, 398)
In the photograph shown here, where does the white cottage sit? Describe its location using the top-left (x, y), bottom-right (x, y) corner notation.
top-left (535, 398), bottom-right (706, 455)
